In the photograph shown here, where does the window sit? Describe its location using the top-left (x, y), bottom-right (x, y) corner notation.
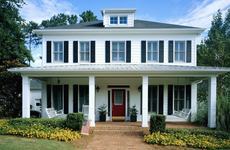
top-left (148, 85), bottom-right (157, 114)
top-left (112, 42), bottom-right (125, 62)
top-left (80, 42), bottom-right (89, 62)
top-left (79, 85), bottom-right (89, 112)
top-left (53, 85), bottom-right (62, 111)
top-left (114, 91), bottom-right (123, 105)
top-left (148, 42), bottom-right (158, 62)
top-left (175, 41), bottom-right (185, 62)
top-left (110, 17), bottom-right (118, 24)
top-left (120, 17), bottom-right (127, 24)
top-left (174, 85), bottom-right (184, 111)
top-left (53, 42), bottom-right (63, 62)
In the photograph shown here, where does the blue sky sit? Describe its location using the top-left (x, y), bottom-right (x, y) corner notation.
top-left (19, 0), bottom-right (230, 66)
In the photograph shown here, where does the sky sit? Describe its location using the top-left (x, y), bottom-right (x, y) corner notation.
top-left (19, 0), bottom-right (230, 67)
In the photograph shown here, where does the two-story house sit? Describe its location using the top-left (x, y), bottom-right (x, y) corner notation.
top-left (9, 8), bottom-right (230, 128)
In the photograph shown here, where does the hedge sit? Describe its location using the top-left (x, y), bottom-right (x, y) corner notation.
top-left (149, 114), bottom-right (166, 134)
top-left (66, 113), bottom-right (84, 131)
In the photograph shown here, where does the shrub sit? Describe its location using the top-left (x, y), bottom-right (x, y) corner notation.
top-left (30, 110), bottom-right (41, 118)
top-left (66, 113), bottom-right (84, 131)
top-left (8, 118), bottom-right (67, 128)
top-left (217, 93), bottom-right (230, 133)
top-left (166, 128), bottom-right (230, 139)
top-left (149, 114), bottom-right (166, 134)
top-left (195, 100), bottom-right (208, 126)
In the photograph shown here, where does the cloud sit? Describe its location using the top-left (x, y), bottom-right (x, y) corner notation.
top-left (20, 0), bottom-right (77, 24)
top-left (31, 59), bottom-right (42, 67)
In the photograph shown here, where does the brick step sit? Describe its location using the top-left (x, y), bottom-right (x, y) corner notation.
top-left (92, 130), bottom-right (143, 135)
top-left (90, 127), bottom-right (148, 130)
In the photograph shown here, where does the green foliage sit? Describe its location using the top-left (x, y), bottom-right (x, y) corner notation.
top-left (80, 10), bottom-right (98, 23)
top-left (30, 110), bottom-right (41, 118)
top-left (40, 13), bottom-right (78, 28)
top-left (149, 114), bottom-right (166, 134)
top-left (166, 128), bottom-right (230, 140)
top-left (129, 105), bottom-right (138, 116)
top-left (98, 103), bottom-right (107, 117)
top-left (8, 118), bottom-right (67, 128)
top-left (216, 93), bottom-right (230, 133)
top-left (0, 0), bottom-right (33, 65)
top-left (195, 100), bottom-right (208, 126)
top-left (0, 60), bottom-right (26, 118)
top-left (144, 131), bottom-right (230, 149)
top-left (66, 113), bottom-right (84, 131)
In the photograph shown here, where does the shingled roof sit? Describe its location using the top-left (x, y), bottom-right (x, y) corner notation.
top-left (37, 20), bottom-right (202, 30)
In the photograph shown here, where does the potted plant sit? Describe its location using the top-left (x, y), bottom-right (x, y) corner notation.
top-left (98, 103), bottom-right (107, 122)
top-left (129, 105), bottom-right (138, 122)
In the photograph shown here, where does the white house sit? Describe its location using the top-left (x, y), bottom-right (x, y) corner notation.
top-left (9, 8), bottom-right (230, 128)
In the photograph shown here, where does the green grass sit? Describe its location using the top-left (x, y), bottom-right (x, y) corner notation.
top-left (0, 135), bottom-right (79, 150)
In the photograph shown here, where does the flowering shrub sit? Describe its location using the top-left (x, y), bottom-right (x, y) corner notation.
top-left (144, 131), bottom-right (230, 149)
top-left (0, 119), bottom-right (81, 142)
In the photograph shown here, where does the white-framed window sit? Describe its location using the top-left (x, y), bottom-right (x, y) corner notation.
top-left (112, 42), bottom-right (125, 62)
top-left (174, 85), bottom-right (184, 111)
top-left (80, 42), bottom-right (90, 62)
top-left (175, 41), bottom-right (185, 62)
top-left (120, 17), bottom-right (127, 24)
top-left (148, 41), bottom-right (158, 62)
top-left (53, 42), bottom-right (63, 62)
top-left (110, 17), bottom-right (118, 24)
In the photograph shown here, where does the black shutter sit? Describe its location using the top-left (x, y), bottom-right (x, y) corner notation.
top-left (73, 41), bottom-right (78, 63)
top-left (168, 85), bottom-right (173, 115)
top-left (159, 41), bottom-right (164, 63)
top-left (105, 41), bottom-right (110, 63)
top-left (141, 41), bottom-right (146, 63)
top-left (168, 41), bottom-right (173, 63)
top-left (126, 41), bottom-right (131, 63)
top-left (64, 41), bottom-right (68, 63)
top-left (47, 41), bottom-right (51, 63)
top-left (91, 41), bottom-right (95, 63)
top-left (73, 85), bottom-right (78, 112)
top-left (159, 85), bottom-right (164, 114)
top-left (186, 85), bottom-right (191, 109)
top-left (64, 85), bottom-right (69, 114)
top-left (186, 41), bottom-right (191, 63)
top-left (47, 85), bottom-right (51, 108)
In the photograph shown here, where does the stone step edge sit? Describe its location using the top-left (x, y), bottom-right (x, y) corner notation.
top-left (92, 130), bottom-right (144, 133)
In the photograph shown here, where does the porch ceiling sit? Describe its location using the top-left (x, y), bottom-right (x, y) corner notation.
top-left (8, 64), bottom-right (230, 77)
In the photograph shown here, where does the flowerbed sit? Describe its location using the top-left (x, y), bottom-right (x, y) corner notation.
top-left (0, 119), bottom-right (81, 142)
top-left (144, 131), bottom-right (230, 149)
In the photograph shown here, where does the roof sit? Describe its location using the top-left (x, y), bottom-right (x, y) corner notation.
top-left (100, 8), bottom-right (137, 15)
top-left (30, 79), bottom-right (41, 89)
top-left (8, 64), bottom-right (230, 76)
top-left (36, 20), bottom-right (203, 30)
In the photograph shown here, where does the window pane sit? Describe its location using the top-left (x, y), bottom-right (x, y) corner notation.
top-left (180, 52), bottom-right (184, 61)
top-left (59, 53), bottom-right (63, 61)
top-left (112, 52), bottom-right (117, 61)
top-left (174, 86), bottom-right (178, 99)
top-left (59, 43), bottom-right (63, 52)
top-left (179, 86), bottom-right (184, 99)
top-left (153, 52), bottom-right (157, 61)
top-left (79, 85), bottom-right (89, 112)
top-left (119, 42), bottom-right (125, 51)
top-left (175, 52), bottom-right (179, 61)
top-left (54, 43), bottom-right (58, 51)
top-left (119, 52), bottom-right (124, 61)
top-left (114, 91), bottom-right (123, 105)
top-left (112, 43), bottom-right (117, 51)
top-left (53, 85), bottom-right (62, 111)
top-left (85, 52), bottom-right (89, 61)
top-left (120, 17), bottom-right (127, 24)
top-left (85, 42), bottom-right (89, 52)
top-left (152, 42), bottom-right (157, 51)
top-left (148, 85), bottom-right (157, 113)
top-left (110, 17), bottom-right (118, 24)
top-left (54, 53), bottom-right (58, 61)
top-left (148, 42), bottom-right (151, 51)
top-left (180, 42), bottom-right (184, 51)
top-left (148, 52), bottom-right (151, 61)
top-left (80, 43), bottom-right (84, 52)
top-left (80, 52), bottom-right (84, 61)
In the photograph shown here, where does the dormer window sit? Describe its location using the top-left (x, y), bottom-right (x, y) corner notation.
top-left (110, 17), bottom-right (118, 24)
top-left (120, 17), bottom-right (127, 24)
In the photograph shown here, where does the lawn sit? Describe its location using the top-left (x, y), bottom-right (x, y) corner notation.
top-left (0, 135), bottom-right (79, 150)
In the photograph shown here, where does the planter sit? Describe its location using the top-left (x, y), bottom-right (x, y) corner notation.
top-left (130, 115), bottom-right (137, 122)
top-left (100, 116), bottom-right (106, 122)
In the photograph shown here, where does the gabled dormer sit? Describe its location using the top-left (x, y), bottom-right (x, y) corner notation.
top-left (100, 8), bottom-right (137, 27)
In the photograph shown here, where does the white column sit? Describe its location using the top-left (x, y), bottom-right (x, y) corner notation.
top-left (208, 76), bottom-right (216, 128)
top-left (89, 76), bottom-right (95, 127)
top-left (142, 76), bottom-right (148, 127)
top-left (191, 82), bottom-right (197, 122)
top-left (163, 84), bottom-right (168, 116)
top-left (22, 76), bottom-right (30, 118)
top-left (41, 81), bottom-right (47, 118)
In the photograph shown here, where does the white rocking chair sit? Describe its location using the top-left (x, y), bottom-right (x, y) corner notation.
top-left (45, 108), bottom-right (64, 118)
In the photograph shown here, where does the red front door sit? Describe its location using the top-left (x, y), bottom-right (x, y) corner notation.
top-left (112, 89), bottom-right (125, 120)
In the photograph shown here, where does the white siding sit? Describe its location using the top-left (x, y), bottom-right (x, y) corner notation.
top-left (42, 34), bottom-right (197, 67)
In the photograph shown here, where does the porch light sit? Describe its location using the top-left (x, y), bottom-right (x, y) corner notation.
top-left (57, 78), bottom-right (60, 84)
top-left (138, 85), bottom-right (142, 92)
top-left (96, 86), bottom-right (100, 92)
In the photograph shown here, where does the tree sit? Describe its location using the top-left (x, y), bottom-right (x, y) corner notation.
top-left (40, 13), bottom-right (78, 28)
top-left (79, 10), bottom-right (98, 23)
top-left (0, 0), bottom-right (33, 65)
top-left (23, 21), bottom-right (41, 65)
